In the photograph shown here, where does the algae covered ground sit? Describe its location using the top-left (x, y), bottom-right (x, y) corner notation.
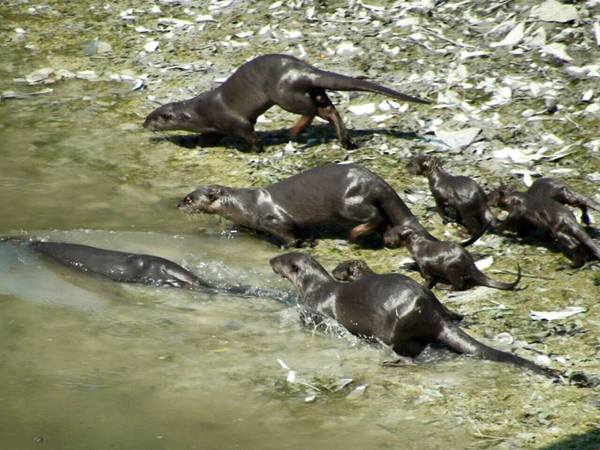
top-left (1, 0), bottom-right (599, 449)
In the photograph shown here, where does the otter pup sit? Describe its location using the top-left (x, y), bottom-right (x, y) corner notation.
top-left (491, 185), bottom-right (600, 268)
top-left (270, 252), bottom-right (557, 378)
top-left (331, 259), bottom-right (374, 281)
top-left (143, 54), bottom-right (430, 151)
top-left (179, 163), bottom-right (434, 248)
top-left (527, 177), bottom-right (600, 226)
top-left (384, 223), bottom-right (522, 291)
top-left (407, 154), bottom-right (496, 237)
top-left (332, 259), bottom-right (463, 321)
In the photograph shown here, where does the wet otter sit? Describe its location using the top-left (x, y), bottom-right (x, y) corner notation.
top-left (270, 252), bottom-right (557, 378)
top-left (527, 177), bottom-right (600, 226)
top-left (143, 54), bottom-right (430, 151)
top-left (29, 241), bottom-right (209, 289)
top-left (179, 163), bottom-right (435, 248)
top-left (4, 239), bottom-right (289, 301)
top-left (491, 185), bottom-right (600, 268)
top-left (384, 223), bottom-right (522, 291)
top-left (332, 258), bottom-right (463, 321)
top-left (407, 154), bottom-right (496, 237)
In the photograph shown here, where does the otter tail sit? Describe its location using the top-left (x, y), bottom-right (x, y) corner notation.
top-left (573, 227), bottom-right (600, 260)
top-left (379, 194), bottom-right (438, 241)
top-left (437, 321), bottom-right (558, 378)
top-left (563, 188), bottom-right (600, 213)
top-left (312, 69), bottom-right (431, 104)
top-left (471, 263), bottom-right (522, 290)
top-left (459, 220), bottom-right (491, 247)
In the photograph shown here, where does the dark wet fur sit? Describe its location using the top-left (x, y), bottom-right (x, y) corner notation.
top-left (178, 163), bottom-right (433, 248)
top-left (491, 186), bottom-right (600, 268)
top-left (407, 155), bottom-right (497, 239)
top-left (270, 252), bottom-right (558, 379)
top-left (527, 177), bottom-right (600, 227)
top-left (144, 54), bottom-right (429, 151)
top-left (332, 259), bottom-right (463, 321)
top-left (387, 224), bottom-right (522, 291)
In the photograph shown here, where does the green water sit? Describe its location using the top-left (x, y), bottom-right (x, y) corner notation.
top-left (1, 0), bottom-right (600, 449)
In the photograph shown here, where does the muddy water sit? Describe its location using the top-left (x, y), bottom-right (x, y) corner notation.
top-left (2, 1), bottom-right (600, 449)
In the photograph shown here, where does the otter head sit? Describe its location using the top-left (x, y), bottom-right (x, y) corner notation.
top-left (270, 252), bottom-right (331, 296)
top-left (488, 185), bottom-right (516, 210)
top-left (407, 155), bottom-right (439, 175)
top-left (178, 186), bottom-right (227, 214)
top-left (143, 101), bottom-right (194, 132)
top-left (332, 259), bottom-right (373, 282)
top-left (383, 223), bottom-right (419, 248)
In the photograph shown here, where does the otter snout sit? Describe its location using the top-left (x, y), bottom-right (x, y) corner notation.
top-left (178, 194), bottom-right (194, 210)
top-left (269, 256), bottom-right (285, 276)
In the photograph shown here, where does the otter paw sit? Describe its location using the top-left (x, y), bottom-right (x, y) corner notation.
top-left (382, 357), bottom-right (415, 367)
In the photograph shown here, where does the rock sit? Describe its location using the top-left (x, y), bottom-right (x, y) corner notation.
top-left (530, 0), bottom-right (579, 23)
top-left (144, 40), bottom-right (159, 52)
top-left (25, 67), bottom-right (54, 84)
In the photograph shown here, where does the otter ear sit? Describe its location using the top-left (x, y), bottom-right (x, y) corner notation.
top-left (206, 186), bottom-right (224, 202)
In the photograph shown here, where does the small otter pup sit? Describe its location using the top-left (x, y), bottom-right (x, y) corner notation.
top-left (384, 224), bottom-right (522, 291)
top-left (143, 54), bottom-right (429, 151)
top-left (179, 163), bottom-right (434, 248)
top-left (332, 259), bottom-right (463, 321)
top-left (270, 252), bottom-right (556, 378)
top-left (491, 185), bottom-right (600, 267)
top-left (407, 155), bottom-right (496, 237)
top-left (527, 177), bottom-right (600, 226)
top-left (331, 259), bottom-right (374, 281)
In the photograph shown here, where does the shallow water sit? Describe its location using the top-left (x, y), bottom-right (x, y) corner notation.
top-left (2, 0), bottom-right (600, 449)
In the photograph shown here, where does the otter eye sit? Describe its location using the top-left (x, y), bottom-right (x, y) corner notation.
top-left (185, 196), bottom-right (193, 204)
top-left (290, 264), bottom-right (299, 272)
top-left (161, 112), bottom-right (174, 120)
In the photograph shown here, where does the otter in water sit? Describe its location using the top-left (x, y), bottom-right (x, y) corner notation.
top-left (331, 258), bottom-right (463, 321)
top-left (2, 239), bottom-right (289, 301)
top-left (270, 252), bottom-right (557, 378)
top-left (143, 54), bottom-right (430, 151)
top-left (179, 163), bottom-right (436, 248)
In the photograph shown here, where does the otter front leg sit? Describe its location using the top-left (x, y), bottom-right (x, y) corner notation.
top-left (495, 211), bottom-right (523, 233)
top-left (433, 197), bottom-right (452, 223)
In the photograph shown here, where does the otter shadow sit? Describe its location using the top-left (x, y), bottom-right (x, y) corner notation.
top-left (493, 227), bottom-right (599, 268)
top-left (536, 428), bottom-right (600, 450)
top-left (150, 124), bottom-right (424, 151)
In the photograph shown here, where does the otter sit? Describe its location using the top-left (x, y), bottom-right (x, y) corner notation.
top-left (29, 241), bottom-right (210, 289)
top-left (490, 185), bottom-right (600, 268)
top-left (143, 54), bottom-right (429, 151)
top-left (384, 223), bottom-right (522, 291)
top-left (178, 163), bottom-right (437, 248)
top-left (527, 177), bottom-right (600, 226)
top-left (3, 239), bottom-right (289, 301)
top-left (270, 252), bottom-right (557, 378)
top-left (332, 259), bottom-right (463, 321)
top-left (407, 154), bottom-right (496, 238)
